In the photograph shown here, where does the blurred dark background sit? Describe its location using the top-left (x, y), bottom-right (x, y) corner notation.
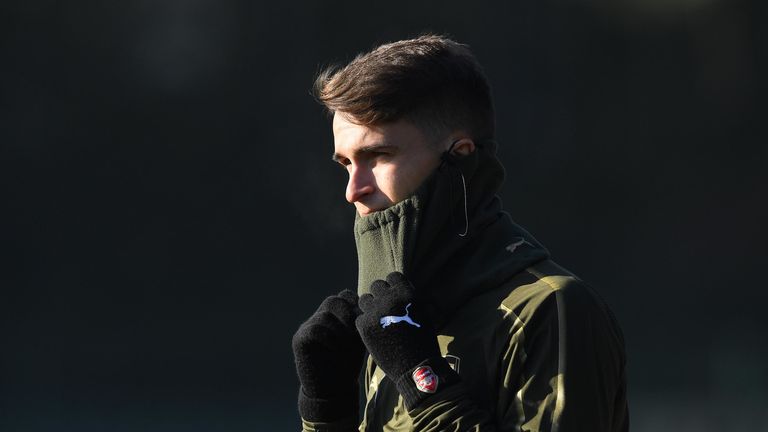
top-left (1, 0), bottom-right (766, 430)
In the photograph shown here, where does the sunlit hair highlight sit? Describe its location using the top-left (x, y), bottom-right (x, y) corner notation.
top-left (314, 35), bottom-right (495, 144)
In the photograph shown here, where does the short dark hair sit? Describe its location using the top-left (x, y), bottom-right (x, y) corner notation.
top-left (314, 35), bottom-right (495, 143)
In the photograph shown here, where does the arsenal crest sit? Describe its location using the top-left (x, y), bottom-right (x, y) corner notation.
top-left (412, 366), bottom-right (438, 393)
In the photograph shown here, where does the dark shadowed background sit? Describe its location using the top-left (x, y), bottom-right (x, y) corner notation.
top-left (1, 0), bottom-right (766, 431)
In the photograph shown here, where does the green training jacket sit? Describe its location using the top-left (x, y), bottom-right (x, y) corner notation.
top-left (301, 141), bottom-right (628, 431)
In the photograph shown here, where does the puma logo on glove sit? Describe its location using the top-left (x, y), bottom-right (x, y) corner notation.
top-left (380, 303), bottom-right (422, 328)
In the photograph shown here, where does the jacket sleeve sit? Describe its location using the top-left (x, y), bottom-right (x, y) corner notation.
top-left (408, 381), bottom-right (496, 431)
top-left (301, 356), bottom-right (376, 432)
top-left (409, 285), bottom-right (628, 431)
top-left (301, 417), bottom-right (359, 432)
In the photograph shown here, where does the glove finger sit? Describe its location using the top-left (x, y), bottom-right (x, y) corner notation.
top-left (358, 293), bottom-right (375, 313)
top-left (293, 311), bottom-right (352, 351)
top-left (388, 273), bottom-right (415, 300)
top-left (337, 289), bottom-right (362, 316)
top-left (369, 279), bottom-right (391, 298)
top-left (354, 313), bottom-right (371, 337)
top-left (318, 295), bottom-right (359, 328)
top-left (336, 289), bottom-right (359, 305)
top-left (299, 311), bottom-right (348, 338)
top-left (385, 271), bottom-right (408, 287)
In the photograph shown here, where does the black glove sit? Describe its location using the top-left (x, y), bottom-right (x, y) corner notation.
top-left (292, 289), bottom-right (365, 422)
top-left (355, 272), bottom-right (459, 409)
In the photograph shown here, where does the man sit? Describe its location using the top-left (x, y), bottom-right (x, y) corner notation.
top-left (292, 35), bottom-right (629, 431)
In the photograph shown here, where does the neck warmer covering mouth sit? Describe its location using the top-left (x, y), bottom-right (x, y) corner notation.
top-left (352, 141), bottom-right (549, 325)
top-left (352, 147), bottom-right (465, 297)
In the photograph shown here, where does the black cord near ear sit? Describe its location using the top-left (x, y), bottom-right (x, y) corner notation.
top-left (439, 141), bottom-right (469, 238)
top-left (446, 139), bottom-right (460, 154)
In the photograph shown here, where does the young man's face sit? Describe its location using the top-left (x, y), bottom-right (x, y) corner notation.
top-left (332, 112), bottom-right (443, 216)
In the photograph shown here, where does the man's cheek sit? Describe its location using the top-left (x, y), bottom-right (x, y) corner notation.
top-left (388, 171), bottom-right (409, 199)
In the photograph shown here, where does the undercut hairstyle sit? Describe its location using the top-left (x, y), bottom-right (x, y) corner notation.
top-left (314, 35), bottom-right (495, 143)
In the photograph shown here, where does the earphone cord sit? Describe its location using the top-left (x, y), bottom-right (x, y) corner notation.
top-left (458, 170), bottom-right (468, 237)
top-left (445, 140), bottom-right (469, 238)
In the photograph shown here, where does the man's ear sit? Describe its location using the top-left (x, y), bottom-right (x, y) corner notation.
top-left (449, 138), bottom-right (476, 156)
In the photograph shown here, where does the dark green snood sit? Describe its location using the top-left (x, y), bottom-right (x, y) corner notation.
top-left (353, 141), bottom-right (549, 327)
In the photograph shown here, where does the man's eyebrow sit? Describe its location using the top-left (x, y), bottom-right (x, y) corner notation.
top-left (331, 143), bottom-right (397, 163)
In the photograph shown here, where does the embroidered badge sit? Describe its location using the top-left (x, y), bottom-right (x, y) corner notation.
top-left (412, 366), bottom-right (438, 393)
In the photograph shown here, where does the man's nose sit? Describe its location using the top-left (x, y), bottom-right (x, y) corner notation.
top-left (345, 165), bottom-right (375, 203)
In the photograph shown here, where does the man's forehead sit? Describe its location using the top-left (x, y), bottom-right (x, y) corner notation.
top-left (333, 114), bottom-right (389, 151)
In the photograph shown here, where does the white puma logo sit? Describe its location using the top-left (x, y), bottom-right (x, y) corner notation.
top-left (380, 303), bottom-right (422, 329)
top-left (506, 238), bottom-right (533, 253)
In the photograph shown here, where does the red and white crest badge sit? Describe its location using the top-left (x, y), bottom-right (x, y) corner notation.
top-left (412, 366), bottom-right (438, 393)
